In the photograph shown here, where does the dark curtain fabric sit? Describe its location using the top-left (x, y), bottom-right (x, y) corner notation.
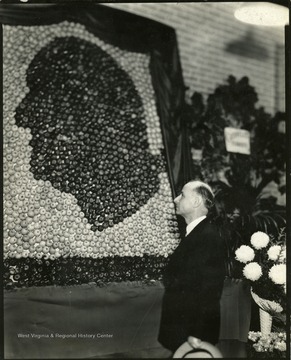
top-left (4, 282), bottom-right (168, 359)
top-left (3, 280), bottom-right (251, 358)
top-left (0, 3), bottom-right (193, 197)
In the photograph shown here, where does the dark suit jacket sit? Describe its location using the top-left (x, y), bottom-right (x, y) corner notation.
top-left (158, 217), bottom-right (226, 352)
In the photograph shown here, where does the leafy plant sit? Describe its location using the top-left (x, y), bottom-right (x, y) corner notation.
top-left (184, 76), bottom-right (286, 277)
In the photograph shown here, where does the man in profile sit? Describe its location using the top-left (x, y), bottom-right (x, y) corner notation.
top-left (158, 180), bottom-right (226, 354)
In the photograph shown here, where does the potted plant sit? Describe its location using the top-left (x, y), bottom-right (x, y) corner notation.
top-left (184, 75), bottom-right (286, 275)
top-left (182, 76), bottom-right (286, 348)
top-left (235, 228), bottom-right (286, 318)
top-left (236, 229), bottom-right (287, 359)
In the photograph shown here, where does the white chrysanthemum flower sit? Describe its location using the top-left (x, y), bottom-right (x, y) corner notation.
top-left (235, 245), bottom-right (255, 263)
top-left (253, 344), bottom-right (264, 352)
top-left (269, 264), bottom-right (286, 285)
top-left (248, 331), bottom-right (260, 342)
top-left (250, 231), bottom-right (270, 249)
top-left (267, 245), bottom-right (281, 261)
top-left (243, 262), bottom-right (262, 281)
top-left (274, 341), bottom-right (286, 351)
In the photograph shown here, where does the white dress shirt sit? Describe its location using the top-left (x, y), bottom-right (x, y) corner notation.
top-left (185, 215), bottom-right (206, 237)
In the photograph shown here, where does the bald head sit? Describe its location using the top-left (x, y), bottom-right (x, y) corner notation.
top-left (174, 180), bottom-right (215, 224)
top-left (188, 181), bottom-right (215, 211)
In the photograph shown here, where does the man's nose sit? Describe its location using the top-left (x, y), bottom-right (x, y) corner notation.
top-left (174, 195), bottom-right (180, 204)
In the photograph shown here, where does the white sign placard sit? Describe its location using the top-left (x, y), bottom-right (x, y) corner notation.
top-left (224, 127), bottom-right (251, 155)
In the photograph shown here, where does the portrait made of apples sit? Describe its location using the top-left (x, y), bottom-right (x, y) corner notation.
top-left (3, 21), bottom-right (181, 288)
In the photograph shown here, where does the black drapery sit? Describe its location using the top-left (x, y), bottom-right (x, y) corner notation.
top-left (0, 3), bottom-right (193, 197)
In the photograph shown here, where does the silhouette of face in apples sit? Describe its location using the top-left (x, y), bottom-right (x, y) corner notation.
top-left (15, 36), bottom-right (162, 232)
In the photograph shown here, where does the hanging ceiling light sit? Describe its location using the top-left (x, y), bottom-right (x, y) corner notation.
top-left (234, 2), bottom-right (289, 27)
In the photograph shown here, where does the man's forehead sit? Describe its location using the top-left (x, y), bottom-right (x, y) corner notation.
top-left (183, 182), bottom-right (198, 192)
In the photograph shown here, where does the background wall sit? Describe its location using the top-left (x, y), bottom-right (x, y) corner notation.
top-left (104, 2), bottom-right (286, 115)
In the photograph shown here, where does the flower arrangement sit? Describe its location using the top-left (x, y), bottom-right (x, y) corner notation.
top-left (248, 331), bottom-right (286, 358)
top-left (235, 228), bottom-right (286, 311)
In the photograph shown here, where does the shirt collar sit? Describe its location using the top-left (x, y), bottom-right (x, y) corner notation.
top-left (185, 215), bottom-right (207, 237)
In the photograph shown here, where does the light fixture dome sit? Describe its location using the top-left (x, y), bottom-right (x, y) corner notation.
top-left (234, 2), bottom-right (289, 27)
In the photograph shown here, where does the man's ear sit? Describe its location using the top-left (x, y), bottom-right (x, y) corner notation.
top-left (192, 194), bottom-right (202, 208)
